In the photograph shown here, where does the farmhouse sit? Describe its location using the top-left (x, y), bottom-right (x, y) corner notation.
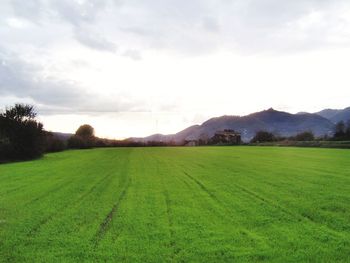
top-left (211, 129), bottom-right (241, 145)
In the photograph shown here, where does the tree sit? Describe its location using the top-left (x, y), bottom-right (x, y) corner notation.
top-left (345, 120), bottom-right (350, 140)
top-left (251, 131), bottom-right (275, 143)
top-left (0, 104), bottom-right (45, 160)
top-left (294, 131), bottom-right (315, 141)
top-left (334, 121), bottom-right (346, 139)
top-left (75, 124), bottom-right (94, 138)
top-left (2, 104), bottom-right (36, 122)
top-left (44, 132), bottom-right (66, 153)
top-left (68, 124), bottom-right (96, 149)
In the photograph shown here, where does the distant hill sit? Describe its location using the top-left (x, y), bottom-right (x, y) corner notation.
top-left (129, 125), bottom-right (200, 143)
top-left (315, 107), bottom-right (350, 124)
top-left (131, 108), bottom-right (335, 143)
top-left (52, 132), bottom-right (73, 141)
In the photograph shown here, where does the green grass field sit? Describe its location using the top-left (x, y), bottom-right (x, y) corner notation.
top-left (1, 147), bottom-right (350, 262)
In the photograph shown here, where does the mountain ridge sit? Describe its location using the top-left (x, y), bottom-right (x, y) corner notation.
top-left (315, 107), bottom-right (350, 124)
top-left (130, 108), bottom-right (338, 143)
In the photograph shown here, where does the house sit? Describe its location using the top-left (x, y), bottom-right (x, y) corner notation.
top-left (210, 129), bottom-right (241, 145)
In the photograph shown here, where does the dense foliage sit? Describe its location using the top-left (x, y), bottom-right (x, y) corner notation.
top-left (0, 104), bottom-right (45, 160)
top-left (333, 120), bottom-right (350, 140)
top-left (250, 131), bottom-right (276, 143)
top-left (291, 131), bottom-right (315, 141)
top-left (68, 124), bottom-right (96, 149)
top-left (44, 131), bottom-right (66, 153)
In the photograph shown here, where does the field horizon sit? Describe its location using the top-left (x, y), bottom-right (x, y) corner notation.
top-left (1, 146), bottom-right (350, 262)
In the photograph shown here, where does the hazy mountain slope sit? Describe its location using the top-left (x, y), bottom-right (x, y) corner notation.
top-left (134, 108), bottom-right (334, 143)
top-left (315, 109), bottom-right (342, 120)
top-left (190, 109), bottom-right (333, 141)
top-left (130, 125), bottom-right (200, 143)
top-left (52, 132), bottom-right (72, 141)
top-left (316, 107), bottom-right (350, 123)
top-left (332, 108), bottom-right (350, 123)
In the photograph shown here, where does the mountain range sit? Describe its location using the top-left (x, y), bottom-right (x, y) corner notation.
top-left (315, 107), bottom-right (350, 124)
top-left (130, 107), bottom-right (350, 143)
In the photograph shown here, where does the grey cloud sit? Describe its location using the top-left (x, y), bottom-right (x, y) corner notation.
top-left (3, 0), bottom-right (350, 54)
top-left (6, 0), bottom-right (114, 52)
top-left (0, 49), bottom-right (84, 107)
top-left (11, 0), bottom-right (42, 22)
top-left (0, 48), bottom-right (145, 114)
top-left (49, 0), bottom-right (108, 26)
top-left (49, 0), bottom-right (117, 52)
top-left (201, 16), bottom-right (220, 33)
top-left (74, 27), bottom-right (117, 52)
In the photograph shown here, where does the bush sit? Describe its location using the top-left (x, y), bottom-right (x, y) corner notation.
top-left (293, 131), bottom-right (315, 141)
top-left (68, 124), bottom-right (96, 149)
top-left (251, 131), bottom-right (276, 143)
top-left (44, 132), bottom-right (66, 153)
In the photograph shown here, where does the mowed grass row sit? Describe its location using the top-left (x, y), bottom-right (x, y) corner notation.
top-left (0, 147), bottom-right (350, 262)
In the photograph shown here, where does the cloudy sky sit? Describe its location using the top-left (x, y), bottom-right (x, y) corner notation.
top-left (1, 0), bottom-right (350, 138)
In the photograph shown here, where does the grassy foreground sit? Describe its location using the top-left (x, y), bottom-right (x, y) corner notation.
top-left (0, 147), bottom-right (350, 262)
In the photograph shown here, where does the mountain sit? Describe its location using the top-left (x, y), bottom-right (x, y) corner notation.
top-left (129, 125), bottom-right (200, 143)
top-left (315, 107), bottom-right (350, 124)
top-left (131, 108), bottom-right (335, 143)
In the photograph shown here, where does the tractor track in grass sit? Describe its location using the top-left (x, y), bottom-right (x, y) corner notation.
top-left (183, 171), bottom-right (221, 205)
top-left (189, 161), bottom-right (345, 235)
top-left (163, 189), bottom-right (177, 252)
top-left (0, 185), bottom-right (28, 197)
top-left (156, 158), bottom-right (181, 261)
top-left (75, 171), bottom-right (116, 203)
top-left (181, 170), bottom-right (269, 249)
top-left (23, 159), bottom-right (114, 206)
top-left (26, 171), bottom-right (117, 238)
top-left (231, 182), bottom-right (297, 218)
top-left (213, 165), bottom-right (349, 236)
top-left (24, 177), bottom-right (77, 206)
top-left (92, 177), bottom-right (131, 246)
top-left (230, 181), bottom-right (348, 237)
top-left (211, 163), bottom-right (349, 237)
top-left (163, 188), bottom-right (181, 261)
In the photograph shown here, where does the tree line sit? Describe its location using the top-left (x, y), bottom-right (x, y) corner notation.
top-left (250, 120), bottom-right (350, 143)
top-left (1, 103), bottom-right (350, 162)
top-left (0, 104), bottom-right (171, 162)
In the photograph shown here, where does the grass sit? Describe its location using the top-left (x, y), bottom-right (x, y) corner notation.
top-left (250, 140), bottom-right (350, 149)
top-left (1, 146), bottom-right (350, 262)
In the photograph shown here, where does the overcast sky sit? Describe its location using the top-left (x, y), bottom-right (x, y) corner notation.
top-left (1, 0), bottom-right (350, 138)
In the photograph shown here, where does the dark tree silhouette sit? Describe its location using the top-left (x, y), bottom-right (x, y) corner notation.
top-left (3, 104), bottom-right (36, 122)
top-left (68, 124), bottom-right (96, 149)
top-left (44, 131), bottom-right (66, 153)
top-left (75, 124), bottom-right (95, 138)
top-left (345, 120), bottom-right (350, 139)
top-left (334, 121), bottom-right (346, 139)
top-left (294, 131), bottom-right (315, 141)
top-left (251, 131), bottom-right (276, 143)
top-left (0, 104), bottom-right (45, 160)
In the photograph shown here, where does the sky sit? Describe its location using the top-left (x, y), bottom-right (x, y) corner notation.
top-left (1, 0), bottom-right (350, 139)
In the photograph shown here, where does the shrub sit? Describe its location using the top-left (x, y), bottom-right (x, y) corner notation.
top-left (44, 132), bottom-right (66, 152)
top-left (251, 131), bottom-right (276, 143)
top-left (294, 131), bottom-right (315, 141)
